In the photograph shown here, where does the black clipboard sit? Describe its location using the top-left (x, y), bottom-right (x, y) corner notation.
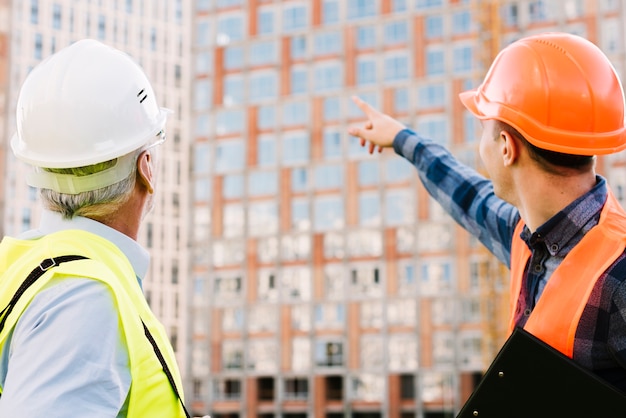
top-left (457, 327), bottom-right (626, 418)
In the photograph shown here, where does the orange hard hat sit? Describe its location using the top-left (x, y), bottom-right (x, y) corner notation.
top-left (460, 32), bottom-right (626, 155)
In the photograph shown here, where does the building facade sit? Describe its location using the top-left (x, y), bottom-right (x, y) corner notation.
top-left (2, 0), bottom-right (193, 388)
top-left (3, 0), bottom-right (626, 417)
top-left (190, 0), bottom-right (626, 417)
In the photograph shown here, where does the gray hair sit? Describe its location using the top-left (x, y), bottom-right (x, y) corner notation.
top-left (39, 148), bottom-right (144, 220)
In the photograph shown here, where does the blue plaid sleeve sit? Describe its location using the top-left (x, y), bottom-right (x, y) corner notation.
top-left (393, 129), bottom-right (520, 267)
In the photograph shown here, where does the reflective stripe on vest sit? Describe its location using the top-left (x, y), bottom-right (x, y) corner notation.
top-left (0, 230), bottom-right (186, 417)
top-left (509, 190), bottom-right (626, 358)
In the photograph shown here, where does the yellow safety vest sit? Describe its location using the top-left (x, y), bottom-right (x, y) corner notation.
top-left (0, 229), bottom-right (187, 417)
top-left (509, 190), bottom-right (626, 358)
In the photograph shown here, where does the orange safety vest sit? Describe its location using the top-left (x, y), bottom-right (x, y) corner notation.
top-left (509, 190), bottom-right (626, 358)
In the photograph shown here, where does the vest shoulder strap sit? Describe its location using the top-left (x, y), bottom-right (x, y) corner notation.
top-left (0, 255), bottom-right (190, 418)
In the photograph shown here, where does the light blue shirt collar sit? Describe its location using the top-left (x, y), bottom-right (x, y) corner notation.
top-left (20, 210), bottom-right (150, 281)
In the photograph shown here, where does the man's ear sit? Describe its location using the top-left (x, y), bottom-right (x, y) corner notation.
top-left (500, 130), bottom-right (520, 167)
top-left (137, 151), bottom-right (154, 194)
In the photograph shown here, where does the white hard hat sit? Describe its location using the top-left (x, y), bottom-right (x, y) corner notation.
top-left (11, 39), bottom-right (169, 169)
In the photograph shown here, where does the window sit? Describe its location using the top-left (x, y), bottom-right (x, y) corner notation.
top-left (250, 41), bottom-right (277, 65)
top-left (314, 62), bottom-right (342, 91)
top-left (384, 53), bottom-right (409, 81)
top-left (315, 164), bottom-right (343, 190)
top-left (358, 160), bottom-right (379, 185)
top-left (217, 14), bottom-right (244, 42)
top-left (433, 331), bottom-right (455, 365)
top-left (416, 0), bottom-right (443, 9)
top-left (249, 170), bottom-right (277, 196)
top-left (291, 167), bottom-right (309, 192)
top-left (421, 260), bottom-right (453, 294)
top-left (529, 0), bottom-right (549, 22)
top-left (283, 4), bottom-right (307, 31)
top-left (257, 8), bottom-right (274, 35)
top-left (323, 130), bottom-right (342, 158)
top-left (280, 267), bottom-right (311, 300)
top-left (292, 199), bottom-right (310, 231)
top-left (314, 31), bottom-right (342, 56)
top-left (425, 15), bottom-right (443, 38)
top-left (213, 379), bottom-right (241, 401)
top-left (323, 0), bottom-right (340, 24)
top-left (52, 4), bottom-right (62, 29)
top-left (352, 374), bottom-right (384, 401)
top-left (385, 189), bottom-right (414, 225)
top-left (350, 265), bottom-right (381, 296)
top-left (464, 111), bottom-right (479, 143)
top-left (394, 88), bottom-right (410, 112)
top-left (282, 132), bottom-right (310, 164)
top-left (417, 82), bottom-right (446, 109)
top-left (222, 307), bottom-right (244, 332)
top-left (360, 300), bottom-right (383, 328)
top-left (392, 0), bottom-right (408, 12)
top-left (224, 46), bottom-right (244, 69)
top-left (452, 10), bottom-right (471, 34)
top-left (422, 372), bottom-right (454, 404)
top-left (223, 174), bottom-right (244, 199)
top-left (215, 110), bottom-right (245, 136)
top-left (323, 97), bottom-right (341, 121)
top-left (223, 340), bottom-right (244, 369)
top-left (360, 335), bottom-right (384, 369)
top-left (247, 339), bottom-right (277, 372)
top-left (193, 142), bottom-right (211, 174)
top-left (291, 66), bottom-right (308, 95)
top-left (217, 0), bottom-right (244, 7)
top-left (248, 201), bottom-right (278, 236)
top-left (357, 26), bottom-right (376, 49)
top-left (348, 0), bottom-right (377, 19)
top-left (257, 271), bottom-right (278, 301)
top-left (453, 45), bottom-right (472, 73)
top-left (357, 56), bottom-right (377, 85)
top-left (224, 74), bottom-right (244, 105)
top-left (34, 33), bottom-right (43, 60)
top-left (194, 80), bottom-right (212, 111)
top-left (283, 101), bottom-right (309, 126)
top-left (212, 240), bottom-right (245, 267)
top-left (292, 338), bottom-right (311, 371)
top-left (291, 35), bottom-right (307, 59)
top-left (315, 302), bottom-right (345, 328)
top-left (31, 0), bottom-right (39, 24)
top-left (426, 48), bottom-right (445, 76)
top-left (258, 106), bottom-right (275, 129)
top-left (215, 140), bottom-right (245, 173)
top-left (249, 71), bottom-right (277, 102)
top-left (358, 192), bottom-right (381, 226)
top-left (214, 275), bottom-right (242, 300)
top-left (281, 234), bottom-right (311, 260)
top-left (223, 203), bottom-right (245, 237)
top-left (389, 334), bottom-right (418, 371)
top-left (387, 299), bottom-right (416, 326)
top-left (292, 305), bottom-right (311, 331)
top-left (314, 195), bottom-right (344, 231)
top-left (315, 340), bottom-right (344, 367)
top-left (384, 21), bottom-right (408, 45)
top-left (416, 115), bottom-right (448, 145)
top-left (248, 305), bottom-right (278, 332)
top-left (257, 135), bottom-right (276, 166)
top-left (284, 378), bottom-right (309, 400)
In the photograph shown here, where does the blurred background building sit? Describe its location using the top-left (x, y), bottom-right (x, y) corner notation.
top-left (3, 1), bottom-right (626, 417)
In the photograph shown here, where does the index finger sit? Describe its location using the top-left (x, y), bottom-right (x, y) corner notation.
top-left (351, 95), bottom-right (379, 119)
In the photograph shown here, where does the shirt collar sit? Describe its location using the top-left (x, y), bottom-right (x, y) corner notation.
top-left (520, 176), bottom-right (607, 255)
top-left (20, 210), bottom-right (150, 281)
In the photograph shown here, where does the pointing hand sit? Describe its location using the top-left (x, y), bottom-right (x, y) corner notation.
top-left (348, 96), bottom-right (406, 154)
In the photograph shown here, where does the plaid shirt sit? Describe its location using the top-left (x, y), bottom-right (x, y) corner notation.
top-left (394, 129), bottom-right (626, 391)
